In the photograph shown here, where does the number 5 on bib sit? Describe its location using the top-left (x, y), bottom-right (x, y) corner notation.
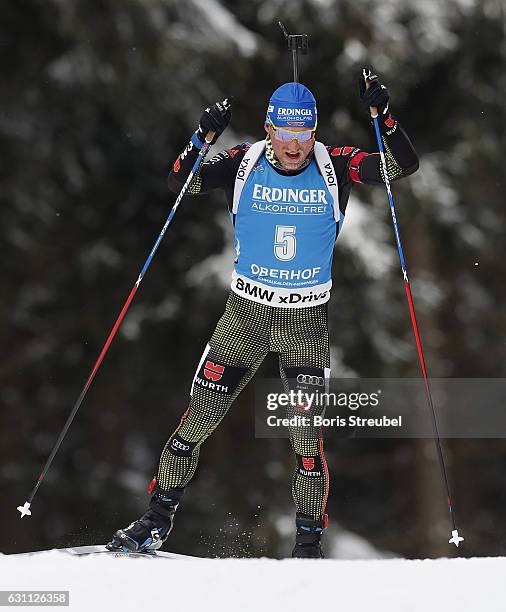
top-left (274, 225), bottom-right (297, 261)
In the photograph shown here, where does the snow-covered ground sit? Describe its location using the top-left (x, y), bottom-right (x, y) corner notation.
top-left (1, 549), bottom-right (504, 612)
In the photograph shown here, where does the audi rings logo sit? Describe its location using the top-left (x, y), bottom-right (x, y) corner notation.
top-left (171, 438), bottom-right (190, 452)
top-left (296, 374), bottom-right (325, 387)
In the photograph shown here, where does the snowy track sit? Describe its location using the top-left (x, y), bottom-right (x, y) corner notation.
top-left (1, 550), bottom-right (504, 611)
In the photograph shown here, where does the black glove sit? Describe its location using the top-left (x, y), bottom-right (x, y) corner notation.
top-left (359, 68), bottom-right (390, 117)
top-left (196, 97), bottom-right (233, 145)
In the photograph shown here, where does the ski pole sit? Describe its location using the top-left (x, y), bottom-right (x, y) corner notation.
top-left (363, 69), bottom-right (463, 547)
top-left (278, 22), bottom-right (309, 83)
top-left (17, 131), bottom-right (216, 519)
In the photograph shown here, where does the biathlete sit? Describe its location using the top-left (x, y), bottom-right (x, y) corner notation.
top-left (108, 70), bottom-right (419, 558)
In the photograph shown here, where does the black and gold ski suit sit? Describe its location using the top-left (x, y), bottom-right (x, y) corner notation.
top-left (155, 114), bottom-right (418, 521)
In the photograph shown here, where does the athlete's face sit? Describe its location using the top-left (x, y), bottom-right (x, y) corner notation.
top-left (265, 124), bottom-right (315, 171)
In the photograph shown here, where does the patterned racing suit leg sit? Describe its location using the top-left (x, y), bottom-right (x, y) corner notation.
top-left (156, 290), bottom-right (329, 521)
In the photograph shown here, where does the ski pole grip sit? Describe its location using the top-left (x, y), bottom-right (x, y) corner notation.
top-left (205, 131), bottom-right (215, 144)
top-left (364, 77), bottom-right (378, 119)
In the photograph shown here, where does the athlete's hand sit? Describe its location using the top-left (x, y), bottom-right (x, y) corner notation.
top-left (196, 98), bottom-right (233, 145)
top-left (359, 68), bottom-right (390, 117)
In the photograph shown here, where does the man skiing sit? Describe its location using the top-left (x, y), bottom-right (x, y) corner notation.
top-left (108, 71), bottom-right (419, 558)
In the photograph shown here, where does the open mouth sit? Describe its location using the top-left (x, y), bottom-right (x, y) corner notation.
top-left (285, 151), bottom-right (301, 162)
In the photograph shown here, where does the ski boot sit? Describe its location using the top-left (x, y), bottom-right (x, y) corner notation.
top-left (107, 487), bottom-right (184, 554)
top-left (291, 513), bottom-right (326, 559)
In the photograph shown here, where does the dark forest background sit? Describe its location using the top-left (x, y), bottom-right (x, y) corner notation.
top-left (1, 0), bottom-right (505, 558)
